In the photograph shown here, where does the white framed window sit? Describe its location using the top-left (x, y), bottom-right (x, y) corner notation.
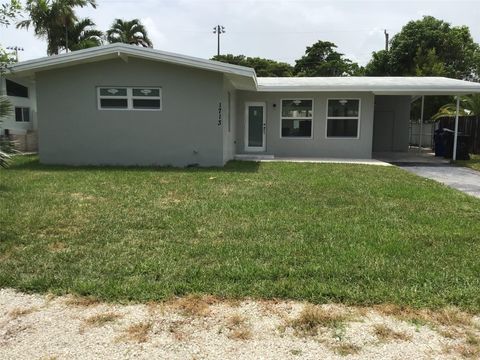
top-left (97, 87), bottom-right (162, 111)
top-left (326, 99), bottom-right (360, 138)
top-left (15, 107), bottom-right (30, 122)
top-left (280, 99), bottom-right (313, 138)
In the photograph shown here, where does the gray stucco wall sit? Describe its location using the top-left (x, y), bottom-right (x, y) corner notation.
top-left (36, 57), bottom-right (226, 166)
top-left (373, 95), bottom-right (411, 152)
top-left (236, 91), bottom-right (375, 159)
top-left (222, 78), bottom-right (237, 164)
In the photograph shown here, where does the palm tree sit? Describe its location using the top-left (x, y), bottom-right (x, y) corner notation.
top-left (432, 95), bottom-right (480, 120)
top-left (63, 18), bottom-right (103, 51)
top-left (106, 19), bottom-right (153, 48)
top-left (17, 0), bottom-right (97, 55)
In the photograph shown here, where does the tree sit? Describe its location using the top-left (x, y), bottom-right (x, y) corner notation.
top-left (0, 0), bottom-right (20, 26)
top-left (432, 95), bottom-right (480, 120)
top-left (106, 19), bottom-right (152, 47)
top-left (17, 0), bottom-right (97, 55)
top-left (413, 48), bottom-right (447, 76)
top-left (212, 54), bottom-right (293, 77)
top-left (365, 16), bottom-right (480, 79)
top-left (0, 96), bottom-right (12, 168)
top-left (62, 18), bottom-right (102, 51)
top-left (294, 41), bottom-right (361, 77)
top-left (364, 50), bottom-right (392, 76)
top-left (1, 2), bottom-right (20, 167)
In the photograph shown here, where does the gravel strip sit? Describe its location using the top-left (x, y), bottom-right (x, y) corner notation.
top-left (0, 289), bottom-right (478, 360)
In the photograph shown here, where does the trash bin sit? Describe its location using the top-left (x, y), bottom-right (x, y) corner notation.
top-left (434, 128), bottom-right (445, 157)
top-left (442, 129), bottom-right (470, 160)
top-left (456, 135), bottom-right (471, 160)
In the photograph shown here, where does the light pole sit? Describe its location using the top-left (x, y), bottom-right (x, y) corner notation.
top-left (213, 25), bottom-right (226, 56)
top-left (7, 46), bottom-right (24, 62)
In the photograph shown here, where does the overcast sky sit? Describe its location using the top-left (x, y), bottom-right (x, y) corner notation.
top-left (1, 0), bottom-right (480, 65)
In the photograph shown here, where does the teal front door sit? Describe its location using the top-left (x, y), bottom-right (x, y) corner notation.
top-left (245, 102), bottom-right (266, 152)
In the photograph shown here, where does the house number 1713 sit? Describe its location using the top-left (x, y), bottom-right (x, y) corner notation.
top-left (218, 102), bottom-right (222, 126)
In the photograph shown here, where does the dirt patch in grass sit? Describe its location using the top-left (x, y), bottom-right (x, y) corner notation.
top-left (288, 305), bottom-right (351, 336)
top-left (47, 242), bottom-right (68, 253)
top-left (120, 322), bottom-right (152, 343)
top-left (332, 342), bottom-right (361, 356)
top-left (64, 295), bottom-right (101, 307)
top-left (170, 294), bottom-right (217, 317)
top-left (9, 307), bottom-right (38, 319)
top-left (225, 314), bottom-right (252, 340)
top-left (167, 319), bottom-right (190, 341)
top-left (445, 343), bottom-right (480, 359)
top-left (375, 304), bottom-right (473, 328)
top-left (1, 289), bottom-right (479, 359)
top-left (373, 324), bottom-right (412, 342)
top-left (83, 312), bottom-right (122, 327)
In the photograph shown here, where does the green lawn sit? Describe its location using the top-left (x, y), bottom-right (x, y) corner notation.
top-left (457, 154), bottom-right (480, 172)
top-left (1, 156), bottom-right (480, 311)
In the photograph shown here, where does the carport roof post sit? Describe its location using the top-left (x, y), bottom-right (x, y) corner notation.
top-left (453, 96), bottom-right (461, 161)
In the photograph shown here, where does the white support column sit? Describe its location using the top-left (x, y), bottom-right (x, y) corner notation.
top-left (419, 96), bottom-right (425, 151)
top-left (452, 96), bottom-right (460, 161)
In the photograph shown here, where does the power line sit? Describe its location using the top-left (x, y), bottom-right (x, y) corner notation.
top-left (6, 46), bottom-right (24, 62)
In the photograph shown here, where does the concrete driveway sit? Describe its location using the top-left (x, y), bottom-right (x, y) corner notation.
top-left (401, 165), bottom-right (480, 198)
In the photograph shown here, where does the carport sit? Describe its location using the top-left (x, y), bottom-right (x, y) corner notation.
top-left (370, 77), bottom-right (480, 161)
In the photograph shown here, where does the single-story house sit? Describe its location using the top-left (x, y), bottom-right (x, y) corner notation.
top-left (6, 43), bottom-right (480, 166)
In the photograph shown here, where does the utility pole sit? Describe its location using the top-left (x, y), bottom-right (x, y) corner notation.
top-left (384, 29), bottom-right (389, 51)
top-left (6, 46), bottom-right (24, 62)
top-left (213, 25), bottom-right (226, 56)
top-left (65, 25), bottom-right (69, 53)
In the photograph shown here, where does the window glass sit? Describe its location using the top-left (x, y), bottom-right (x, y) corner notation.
top-left (327, 99), bottom-right (360, 138)
top-left (99, 88), bottom-right (127, 97)
top-left (133, 99), bottom-right (161, 109)
top-left (98, 87), bottom-right (161, 110)
top-left (6, 80), bottom-right (28, 98)
top-left (15, 107), bottom-right (22, 122)
top-left (328, 99), bottom-right (359, 117)
top-left (282, 119), bottom-right (312, 137)
top-left (100, 98), bottom-right (128, 109)
top-left (327, 119), bottom-right (358, 137)
top-left (14, 107), bottom-right (30, 122)
top-left (282, 100), bottom-right (313, 118)
top-left (248, 106), bottom-right (263, 146)
top-left (22, 108), bottom-right (30, 122)
top-left (132, 88), bottom-right (160, 97)
top-left (281, 99), bottom-right (313, 138)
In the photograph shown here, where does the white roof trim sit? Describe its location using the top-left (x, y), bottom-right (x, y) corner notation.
top-left (8, 43), bottom-right (258, 89)
top-left (257, 76), bottom-right (480, 95)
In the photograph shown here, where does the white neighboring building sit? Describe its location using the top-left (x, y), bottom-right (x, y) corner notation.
top-left (0, 76), bottom-right (38, 151)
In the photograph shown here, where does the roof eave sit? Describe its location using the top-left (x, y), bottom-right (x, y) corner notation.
top-left (258, 86), bottom-right (480, 95)
top-left (7, 44), bottom-right (257, 87)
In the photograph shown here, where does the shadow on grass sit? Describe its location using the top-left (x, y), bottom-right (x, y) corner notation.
top-left (7, 155), bottom-right (261, 173)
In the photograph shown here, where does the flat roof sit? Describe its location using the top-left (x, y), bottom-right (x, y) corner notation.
top-left (257, 76), bottom-right (480, 95)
